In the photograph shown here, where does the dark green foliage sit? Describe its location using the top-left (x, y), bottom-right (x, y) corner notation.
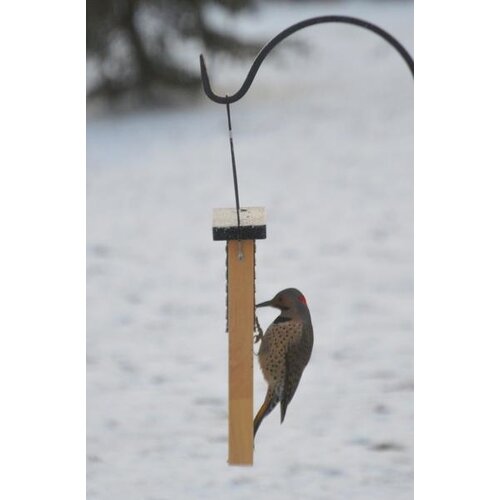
top-left (87, 0), bottom-right (260, 104)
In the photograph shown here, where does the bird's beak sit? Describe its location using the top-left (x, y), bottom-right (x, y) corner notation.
top-left (256, 299), bottom-right (273, 308)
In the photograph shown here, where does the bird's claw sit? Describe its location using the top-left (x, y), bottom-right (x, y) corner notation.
top-left (254, 332), bottom-right (263, 344)
top-left (254, 315), bottom-right (264, 344)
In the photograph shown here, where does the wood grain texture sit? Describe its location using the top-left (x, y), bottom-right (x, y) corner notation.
top-left (227, 239), bottom-right (255, 465)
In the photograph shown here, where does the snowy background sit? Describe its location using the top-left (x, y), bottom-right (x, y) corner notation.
top-left (87, 1), bottom-right (413, 499)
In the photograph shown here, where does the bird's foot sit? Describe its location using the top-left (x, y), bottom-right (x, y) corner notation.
top-left (253, 332), bottom-right (263, 344)
top-left (254, 315), bottom-right (264, 344)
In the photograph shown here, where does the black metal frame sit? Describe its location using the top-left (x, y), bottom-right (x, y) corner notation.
top-left (200, 15), bottom-right (414, 105)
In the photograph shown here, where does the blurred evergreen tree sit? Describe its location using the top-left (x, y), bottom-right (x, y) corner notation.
top-left (87, 0), bottom-right (260, 103)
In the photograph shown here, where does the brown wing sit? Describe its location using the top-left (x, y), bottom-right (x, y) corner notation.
top-left (280, 325), bottom-right (313, 423)
top-left (280, 343), bottom-right (302, 422)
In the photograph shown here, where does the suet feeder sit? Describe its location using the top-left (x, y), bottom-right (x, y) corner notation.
top-left (212, 208), bottom-right (266, 465)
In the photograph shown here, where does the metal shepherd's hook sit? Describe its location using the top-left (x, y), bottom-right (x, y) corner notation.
top-left (200, 15), bottom-right (414, 104)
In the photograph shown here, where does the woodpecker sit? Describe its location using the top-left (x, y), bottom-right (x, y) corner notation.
top-left (254, 288), bottom-right (313, 438)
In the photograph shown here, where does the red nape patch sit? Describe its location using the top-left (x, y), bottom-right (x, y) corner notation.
top-left (298, 294), bottom-right (307, 305)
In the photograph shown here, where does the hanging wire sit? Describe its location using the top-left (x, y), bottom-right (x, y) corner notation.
top-left (225, 98), bottom-right (244, 259)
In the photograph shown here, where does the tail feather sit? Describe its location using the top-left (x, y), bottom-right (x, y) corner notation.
top-left (280, 399), bottom-right (288, 424)
top-left (253, 389), bottom-right (279, 437)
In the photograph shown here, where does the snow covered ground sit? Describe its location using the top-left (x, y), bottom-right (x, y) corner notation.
top-left (87, 1), bottom-right (413, 499)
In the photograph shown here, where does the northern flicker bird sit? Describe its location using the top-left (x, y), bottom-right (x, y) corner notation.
top-left (254, 288), bottom-right (313, 438)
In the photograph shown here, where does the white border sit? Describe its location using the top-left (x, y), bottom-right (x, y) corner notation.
top-left (0, 2), bottom-right (85, 499)
top-left (416, 1), bottom-right (500, 498)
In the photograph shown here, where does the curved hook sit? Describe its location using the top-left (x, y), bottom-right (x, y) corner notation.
top-left (200, 15), bottom-right (414, 104)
